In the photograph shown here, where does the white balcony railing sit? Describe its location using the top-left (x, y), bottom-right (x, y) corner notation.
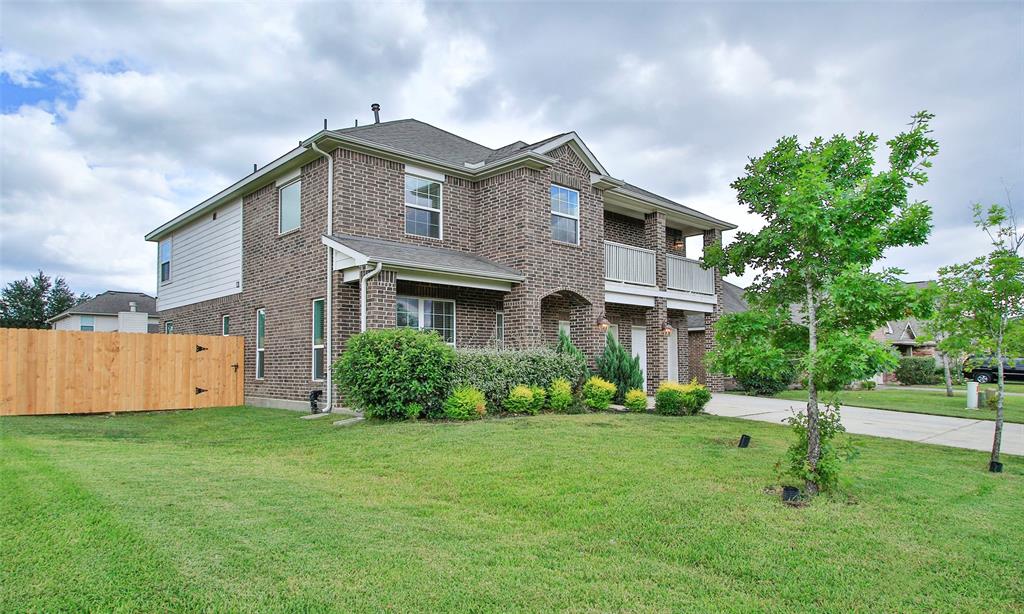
top-left (604, 241), bottom-right (656, 286)
top-left (667, 254), bottom-right (715, 295)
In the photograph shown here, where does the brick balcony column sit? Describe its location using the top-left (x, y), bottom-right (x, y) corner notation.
top-left (364, 269), bottom-right (397, 330)
top-left (644, 211), bottom-right (667, 289)
top-left (677, 315), bottom-right (690, 382)
top-left (703, 229), bottom-right (725, 392)
top-left (645, 297), bottom-right (668, 392)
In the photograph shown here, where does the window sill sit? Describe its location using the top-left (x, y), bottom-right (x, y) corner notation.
top-left (404, 231), bottom-right (444, 241)
top-left (278, 228), bottom-right (301, 238)
top-left (551, 239), bottom-right (582, 248)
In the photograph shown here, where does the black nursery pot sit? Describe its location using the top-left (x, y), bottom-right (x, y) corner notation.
top-left (738, 434), bottom-right (751, 448)
top-left (989, 461), bottom-right (1004, 473)
top-left (782, 486), bottom-right (800, 502)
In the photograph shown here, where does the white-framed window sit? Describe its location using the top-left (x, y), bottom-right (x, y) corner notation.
top-left (312, 299), bottom-right (326, 381)
top-left (164, 321), bottom-right (173, 334)
top-left (255, 308), bottom-right (266, 379)
top-left (495, 311), bottom-right (504, 349)
top-left (222, 315), bottom-right (230, 336)
top-left (80, 315), bottom-right (95, 332)
top-left (278, 179), bottom-right (301, 234)
top-left (558, 320), bottom-right (571, 337)
top-left (396, 296), bottom-right (455, 344)
top-left (159, 238), bottom-right (172, 283)
top-left (550, 184), bottom-right (580, 245)
top-left (404, 174), bottom-right (442, 239)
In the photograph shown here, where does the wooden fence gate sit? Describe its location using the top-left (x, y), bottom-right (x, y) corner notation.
top-left (0, 329), bottom-right (245, 416)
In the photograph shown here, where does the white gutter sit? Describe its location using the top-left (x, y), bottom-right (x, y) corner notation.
top-left (360, 262), bottom-right (384, 332)
top-left (310, 141), bottom-right (334, 411)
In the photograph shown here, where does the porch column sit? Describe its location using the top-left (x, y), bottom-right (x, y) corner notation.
top-left (703, 229), bottom-right (724, 392)
top-left (677, 315), bottom-right (690, 382)
top-left (365, 269), bottom-right (397, 329)
top-left (645, 297), bottom-right (668, 391)
top-left (644, 211), bottom-right (667, 289)
top-left (570, 299), bottom-right (606, 370)
top-left (504, 286), bottom-right (541, 349)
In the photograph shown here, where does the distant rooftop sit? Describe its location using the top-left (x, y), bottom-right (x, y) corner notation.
top-left (48, 291), bottom-right (156, 322)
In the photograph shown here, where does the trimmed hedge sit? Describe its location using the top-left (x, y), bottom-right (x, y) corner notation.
top-left (333, 328), bottom-right (454, 419)
top-left (451, 348), bottom-right (587, 410)
top-left (894, 356), bottom-right (940, 385)
top-left (655, 380), bottom-right (712, 416)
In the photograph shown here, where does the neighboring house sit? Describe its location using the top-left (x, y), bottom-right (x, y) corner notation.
top-left (47, 291), bottom-right (159, 333)
top-left (686, 281), bottom-right (748, 387)
top-left (146, 110), bottom-right (736, 411)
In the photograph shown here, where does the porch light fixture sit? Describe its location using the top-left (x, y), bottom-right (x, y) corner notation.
top-left (596, 315), bottom-right (611, 330)
top-left (661, 321), bottom-right (673, 336)
top-left (672, 238), bottom-right (685, 250)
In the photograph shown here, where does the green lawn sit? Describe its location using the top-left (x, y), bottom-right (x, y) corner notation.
top-left (773, 388), bottom-right (1024, 424)
top-left (920, 381), bottom-right (1024, 393)
top-left (2, 408), bottom-right (1022, 612)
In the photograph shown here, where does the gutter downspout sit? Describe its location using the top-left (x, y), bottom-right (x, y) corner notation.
top-left (360, 262), bottom-right (384, 332)
top-left (310, 141), bottom-right (334, 412)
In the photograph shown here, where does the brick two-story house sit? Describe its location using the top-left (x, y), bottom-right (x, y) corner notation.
top-left (146, 111), bottom-right (736, 410)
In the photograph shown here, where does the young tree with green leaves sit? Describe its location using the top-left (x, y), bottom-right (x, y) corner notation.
top-left (705, 111), bottom-right (939, 495)
top-left (0, 271), bottom-right (91, 329)
top-left (934, 203), bottom-right (1024, 469)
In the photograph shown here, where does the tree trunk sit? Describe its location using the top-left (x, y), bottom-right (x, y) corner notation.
top-left (942, 353), bottom-right (953, 397)
top-left (991, 338), bottom-right (1004, 466)
top-left (805, 280), bottom-right (821, 496)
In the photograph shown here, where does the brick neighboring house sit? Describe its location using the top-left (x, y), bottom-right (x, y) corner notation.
top-left (47, 291), bottom-right (159, 333)
top-left (146, 112), bottom-right (736, 411)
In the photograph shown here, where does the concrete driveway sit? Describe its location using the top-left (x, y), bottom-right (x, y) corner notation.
top-left (707, 394), bottom-right (1024, 456)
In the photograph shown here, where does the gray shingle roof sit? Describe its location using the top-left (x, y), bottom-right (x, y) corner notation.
top-left (687, 281), bottom-right (747, 329)
top-left (327, 234), bottom-right (524, 281)
top-left (335, 119), bottom-right (496, 166)
top-left (49, 291), bottom-right (157, 321)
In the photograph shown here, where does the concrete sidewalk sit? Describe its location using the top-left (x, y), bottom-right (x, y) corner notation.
top-left (707, 394), bottom-right (1024, 456)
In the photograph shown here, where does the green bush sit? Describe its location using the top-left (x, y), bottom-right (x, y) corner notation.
top-left (444, 386), bottom-right (487, 421)
top-left (655, 380), bottom-right (712, 416)
top-left (547, 378), bottom-right (575, 413)
top-left (596, 332), bottom-right (644, 402)
top-left (623, 388), bottom-right (648, 412)
top-left (506, 385), bottom-right (535, 414)
top-left (893, 356), bottom-right (940, 385)
top-left (582, 376), bottom-right (617, 411)
top-left (529, 385), bottom-right (547, 413)
top-left (860, 380), bottom-right (877, 390)
top-left (333, 328), bottom-right (454, 419)
top-left (451, 348), bottom-right (586, 409)
top-left (736, 369), bottom-right (797, 396)
top-left (780, 401), bottom-right (852, 492)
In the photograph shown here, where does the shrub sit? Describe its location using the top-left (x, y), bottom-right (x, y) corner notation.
top-left (736, 369), bottom-right (797, 396)
top-left (451, 348), bottom-right (586, 409)
top-left (860, 380), bottom-right (877, 390)
top-left (779, 401), bottom-right (853, 492)
top-left (583, 376), bottom-right (617, 411)
top-left (444, 386), bottom-right (487, 421)
top-left (655, 380), bottom-right (712, 416)
top-left (333, 328), bottom-right (454, 420)
top-left (556, 330), bottom-right (590, 377)
top-left (893, 356), bottom-right (940, 385)
top-left (596, 332), bottom-right (644, 402)
top-left (547, 378), bottom-right (575, 413)
top-left (623, 388), bottom-right (648, 413)
top-left (529, 385), bottom-right (547, 413)
top-left (505, 385), bottom-right (535, 414)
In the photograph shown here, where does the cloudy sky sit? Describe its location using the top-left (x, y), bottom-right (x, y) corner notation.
top-left (1, 1), bottom-right (1021, 296)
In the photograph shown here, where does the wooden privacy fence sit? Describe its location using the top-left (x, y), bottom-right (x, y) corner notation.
top-left (0, 328), bottom-right (244, 416)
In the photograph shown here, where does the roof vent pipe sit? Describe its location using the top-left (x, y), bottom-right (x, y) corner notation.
top-left (323, 118), bottom-right (327, 130)
top-left (371, 103), bottom-right (380, 124)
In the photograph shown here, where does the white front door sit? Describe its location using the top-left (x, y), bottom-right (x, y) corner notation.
top-left (667, 327), bottom-right (678, 382)
top-left (631, 325), bottom-right (647, 391)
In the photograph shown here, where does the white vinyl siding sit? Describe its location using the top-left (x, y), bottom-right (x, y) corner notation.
top-left (156, 199), bottom-right (243, 311)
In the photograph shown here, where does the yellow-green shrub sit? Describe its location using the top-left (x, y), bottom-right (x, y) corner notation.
top-left (505, 385), bottom-right (535, 414)
top-left (444, 386), bottom-right (487, 420)
top-left (582, 376), bottom-right (617, 411)
top-left (547, 378), bottom-right (575, 413)
top-left (655, 380), bottom-right (712, 415)
top-left (623, 388), bottom-right (648, 413)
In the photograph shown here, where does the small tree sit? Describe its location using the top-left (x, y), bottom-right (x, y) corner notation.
top-left (704, 111), bottom-right (939, 495)
top-left (934, 202), bottom-right (1024, 469)
top-left (0, 271), bottom-right (91, 329)
top-left (555, 329), bottom-right (590, 377)
top-left (596, 331), bottom-right (643, 403)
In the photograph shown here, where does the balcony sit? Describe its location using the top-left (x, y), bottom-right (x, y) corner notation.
top-left (604, 241), bottom-right (716, 309)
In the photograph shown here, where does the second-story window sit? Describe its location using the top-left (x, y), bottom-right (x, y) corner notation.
top-left (159, 238), bottom-right (172, 283)
top-left (550, 185), bottom-right (580, 245)
top-left (279, 179), bottom-right (301, 234)
top-left (405, 175), bottom-right (442, 239)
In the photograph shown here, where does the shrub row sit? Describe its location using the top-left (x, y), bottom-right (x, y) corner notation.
top-left (893, 356), bottom-right (940, 385)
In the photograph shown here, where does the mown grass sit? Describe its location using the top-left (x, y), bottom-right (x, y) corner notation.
top-left (774, 388), bottom-right (1024, 423)
top-left (2, 407), bottom-right (1022, 612)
